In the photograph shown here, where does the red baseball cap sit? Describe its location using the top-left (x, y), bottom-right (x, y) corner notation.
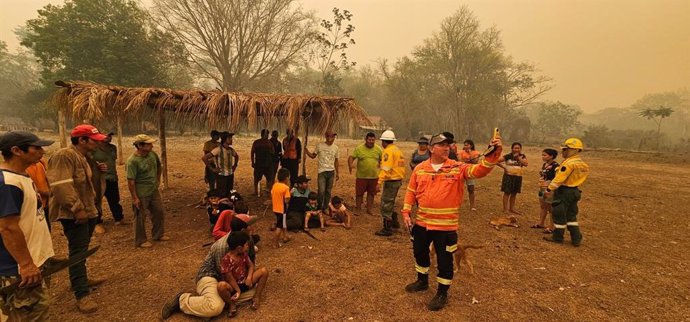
top-left (70, 124), bottom-right (107, 141)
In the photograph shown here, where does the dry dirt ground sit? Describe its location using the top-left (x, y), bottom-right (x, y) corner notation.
top-left (38, 134), bottom-right (690, 321)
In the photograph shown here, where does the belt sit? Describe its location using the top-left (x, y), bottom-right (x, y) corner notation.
top-left (558, 186), bottom-right (578, 190)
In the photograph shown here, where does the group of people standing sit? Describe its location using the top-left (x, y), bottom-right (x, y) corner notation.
top-left (0, 123), bottom-right (590, 320)
top-left (201, 129), bottom-right (302, 197)
top-left (0, 125), bottom-right (171, 320)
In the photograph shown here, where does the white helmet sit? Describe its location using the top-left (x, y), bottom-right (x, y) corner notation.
top-left (380, 130), bottom-right (397, 141)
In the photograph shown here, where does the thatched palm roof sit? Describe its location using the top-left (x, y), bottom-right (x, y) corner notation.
top-left (53, 80), bottom-right (370, 132)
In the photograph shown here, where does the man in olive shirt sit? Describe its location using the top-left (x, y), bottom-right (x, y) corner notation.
top-left (126, 134), bottom-right (170, 248)
top-left (91, 133), bottom-right (124, 225)
top-left (348, 132), bottom-right (382, 215)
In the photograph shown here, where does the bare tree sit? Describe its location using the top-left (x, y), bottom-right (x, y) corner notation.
top-left (153, 0), bottom-right (315, 91)
top-left (312, 7), bottom-right (356, 94)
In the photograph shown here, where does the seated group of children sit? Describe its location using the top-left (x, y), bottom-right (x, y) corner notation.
top-left (271, 168), bottom-right (353, 248)
top-left (304, 193), bottom-right (352, 232)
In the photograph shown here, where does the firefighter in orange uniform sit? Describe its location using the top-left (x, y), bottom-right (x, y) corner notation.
top-left (401, 132), bottom-right (502, 311)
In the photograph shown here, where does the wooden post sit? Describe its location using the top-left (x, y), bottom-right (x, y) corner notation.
top-left (158, 107), bottom-right (169, 189)
top-left (301, 120), bottom-right (309, 176)
top-left (116, 115), bottom-right (124, 165)
top-left (57, 109), bottom-right (67, 148)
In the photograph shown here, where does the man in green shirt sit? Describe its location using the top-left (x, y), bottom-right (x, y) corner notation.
top-left (348, 132), bottom-right (383, 215)
top-left (126, 134), bottom-right (170, 248)
top-left (91, 133), bottom-right (124, 226)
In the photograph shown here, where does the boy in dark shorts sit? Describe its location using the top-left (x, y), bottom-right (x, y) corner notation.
top-left (326, 196), bottom-right (352, 229)
top-left (271, 168), bottom-right (291, 247)
top-left (218, 231), bottom-right (269, 317)
top-left (304, 192), bottom-right (325, 231)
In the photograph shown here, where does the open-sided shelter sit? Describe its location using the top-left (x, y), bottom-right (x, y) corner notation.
top-left (53, 80), bottom-right (370, 188)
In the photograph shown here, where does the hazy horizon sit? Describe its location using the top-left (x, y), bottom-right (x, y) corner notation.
top-left (1, 0), bottom-right (688, 113)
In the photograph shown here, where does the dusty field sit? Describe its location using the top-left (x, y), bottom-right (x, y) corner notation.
top-left (39, 134), bottom-right (690, 321)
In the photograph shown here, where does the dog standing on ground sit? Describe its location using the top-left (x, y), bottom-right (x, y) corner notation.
top-left (430, 243), bottom-right (483, 274)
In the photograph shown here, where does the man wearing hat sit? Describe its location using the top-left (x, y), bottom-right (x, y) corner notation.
top-left (348, 132), bottom-right (383, 215)
top-left (0, 131), bottom-right (54, 321)
top-left (90, 132), bottom-right (125, 228)
top-left (126, 134), bottom-right (170, 248)
top-left (375, 130), bottom-right (405, 236)
top-left (543, 138), bottom-right (589, 246)
top-left (47, 124), bottom-right (108, 313)
top-left (305, 131), bottom-right (340, 212)
top-left (401, 132), bottom-right (502, 311)
top-left (203, 132), bottom-right (239, 198)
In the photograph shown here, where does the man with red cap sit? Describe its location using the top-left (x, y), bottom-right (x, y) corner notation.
top-left (47, 124), bottom-right (107, 314)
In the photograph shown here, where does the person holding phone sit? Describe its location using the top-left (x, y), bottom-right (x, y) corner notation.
top-left (401, 132), bottom-right (503, 311)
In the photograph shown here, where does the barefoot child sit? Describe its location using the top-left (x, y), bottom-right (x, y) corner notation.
top-left (326, 196), bottom-right (352, 229)
top-left (271, 168), bottom-right (291, 247)
top-left (532, 148), bottom-right (558, 233)
top-left (218, 231), bottom-right (269, 318)
top-left (304, 192), bottom-right (325, 231)
top-left (498, 142), bottom-right (528, 214)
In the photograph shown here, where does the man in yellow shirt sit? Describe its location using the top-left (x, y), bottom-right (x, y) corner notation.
top-left (375, 130), bottom-right (406, 236)
top-left (544, 138), bottom-right (589, 246)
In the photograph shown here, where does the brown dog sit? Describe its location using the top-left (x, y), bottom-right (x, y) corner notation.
top-left (430, 243), bottom-right (483, 274)
top-left (489, 215), bottom-right (519, 230)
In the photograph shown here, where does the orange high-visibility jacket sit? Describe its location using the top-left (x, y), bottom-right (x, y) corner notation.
top-left (402, 156), bottom-right (499, 231)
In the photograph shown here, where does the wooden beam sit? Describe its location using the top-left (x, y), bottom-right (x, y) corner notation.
top-left (116, 115), bottom-right (124, 165)
top-left (158, 107), bottom-right (169, 189)
top-left (57, 109), bottom-right (67, 148)
top-left (301, 119), bottom-right (309, 176)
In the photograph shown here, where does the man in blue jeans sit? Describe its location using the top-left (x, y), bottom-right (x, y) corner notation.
top-left (305, 131), bottom-right (340, 211)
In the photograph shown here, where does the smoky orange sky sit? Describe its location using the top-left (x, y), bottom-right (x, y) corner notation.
top-left (2, 0), bottom-right (688, 112)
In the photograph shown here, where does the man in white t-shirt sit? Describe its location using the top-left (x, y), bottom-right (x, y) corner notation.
top-left (0, 131), bottom-right (55, 321)
top-left (305, 131), bottom-right (340, 211)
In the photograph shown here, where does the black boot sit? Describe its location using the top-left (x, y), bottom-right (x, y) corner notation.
top-left (568, 225), bottom-right (583, 246)
top-left (375, 219), bottom-right (393, 236)
top-left (405, 279), bottom-right (429, 293)
top-left (544, 228), bottom-right (565, 244)
top-left (391, 212), bottom-right (401, 229)
top-left (427, 292), bottom-right (448, 311)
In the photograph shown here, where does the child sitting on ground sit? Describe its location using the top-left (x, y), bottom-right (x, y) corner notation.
top-left (213, 201), bottom-right (254, 239)
top-left (271, 168), bottom-right (291, 247)
top-left (304, 192), bottom-right (326, 232)
top-left (206, 190), bottom-right (228, 232)
top-left (326, 196), bottom-right (352, 229)
top-left (218, 231), bottom-right (269, 318)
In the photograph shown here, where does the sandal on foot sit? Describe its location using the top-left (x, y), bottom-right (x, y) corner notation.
top-left (531, 224), bottom-right (545, 229)
top-left (542, 228), bottom-right (553, 234)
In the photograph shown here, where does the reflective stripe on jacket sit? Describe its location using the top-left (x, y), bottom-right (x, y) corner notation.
top-left (402, 157), bottom-right (497, 231)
